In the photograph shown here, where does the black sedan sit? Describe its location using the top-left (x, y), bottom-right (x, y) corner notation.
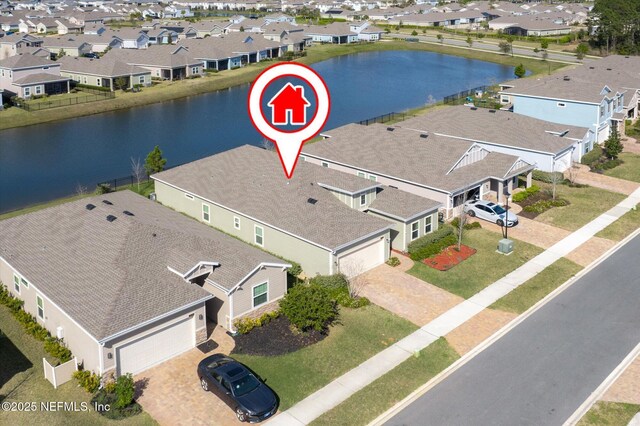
top-left (197, 354), bottom-right (278, 423)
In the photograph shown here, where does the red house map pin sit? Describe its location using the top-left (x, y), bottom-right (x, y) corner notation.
top-left (248, 62), bottom-right (331, 179)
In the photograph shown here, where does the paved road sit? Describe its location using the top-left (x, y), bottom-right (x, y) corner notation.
top-left (389, 34), bottom-right (589, 64)
top-left (385, 233), bottom-right (640, 426)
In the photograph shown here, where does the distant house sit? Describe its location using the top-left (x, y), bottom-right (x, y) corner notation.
top-left (59, 56), bottom-right (151, 90)
top-left (145, 28), bottom-right (180, 45)
top-left (56, 19), bottom-right (84, 35)
top-left (105, 28), bottom-right (149, 49)
top-left (305, 22), bottom-right (359, 44)
top-left (105, 45), bottom-right (203, 80)
top-left (43, 37), bottom-right (92, 58)
top-left (0, 33), bottom-right (43, 60)
top-left (488, 15), bottom-right (572, 36)
top-left (0, 53), bottom-right (70, 100)
top-left (0, 191), bottom-right (290, 375)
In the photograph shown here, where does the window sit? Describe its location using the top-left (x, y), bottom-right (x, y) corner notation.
top-left (254, 225), bottom-right (264, 246)
top-left (600, 105), bottom-right (605, 117)
top-left (410, 221), bottom-right (419, 240)
top-left (299, 155), bottom-right (306, 162)
top-left (557, 102), bottom-right (566, 108)
top-left (83, 76), bottom-right (87, 84)
top-left (96, 79), bottom-right (101, 86)
top-left (184, 193), bottom-right (194, 200)
top-left (139, 75), bottom-right (144, 84)
top-left (191, 66), bottom-right (199, 74)
top-left (20, 277), bottom-right (29, 289)
top-left (252, 282), bottom-right (268, 307)
top-left (233, 216), bottom-right (240, 230)
top-left (35, 85), bottom-right (42, 95)
top-left (13, 274), bottom-right (20, 294)
top-left (202, 204), bottom-right (210, 222)
top-left (424, 216), bottom-right (432, 234)
top-left (36, 295), bottom-right (44, 320)
top-left (369, 174), bottom-right (377, 182)
top-left (24, 87), bottom-right (30, 97)
top-left (357, 171), bottom-right (366, 178)
top-left (359, 193), bottom-right (366, 206)
top-left (321, 162), bottom-right (329, 168)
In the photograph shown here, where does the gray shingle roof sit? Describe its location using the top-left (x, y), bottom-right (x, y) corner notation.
top-left (12, 72), bottom-right (70, 85)
top-left (397, 105), bottom-right (588, 154)
top-left (0, 191), bottom-right (285, 341)
top-left (0, 53), bottom-right (57, 69)
top-left (152, 145), bottom-right (392, 250)
top-left (369, 186), bottom-right (441, 221)
top-left (59, 56), bottom-right (149, 77)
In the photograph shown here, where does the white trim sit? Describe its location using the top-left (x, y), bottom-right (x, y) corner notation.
top-left (201, 202), bottom-right (210, 223)
top-left (167, 261), bottom-right (220, 279)
top-left (445, 143), bottom-right (489, 175)
top-left (332, 226), bottom-right (392, 254)
top-left (227, 262), bottom-right (291, 294)
top-left (1, 255), bottom-right (100, 344)
top-left (13, 273), bottom-right (21, 294)
top-left (316, 181), bottom-right (380, 196)
top-left (251, 280), bottom-right (269, 308)
top-left (410, 220), bottom-right (419, 241)
top-left (233, 216), bottom-right (241, 230)
top-left (98, 343), bottom-right (104, 375)
top-left (367, 206), bottom-right (440, 224)
top-left (321, 161), bottom-right (329, 168)
top-left (254, 224), bottom-right (264, 247)
top-left (368, 174), bottom-right (377, 182)
top-left (498, 91), bottom-right (600, 106)
top-left (36, 294), bottom-right (44, 320)
top-left (184, 193), bottom-right (194, 200)
top-left (424, 215), bottom-right (433, 234)
top-left (359, 193), bottom-right (366, 207)
top-left (20, 276), bottom-right (29, 289)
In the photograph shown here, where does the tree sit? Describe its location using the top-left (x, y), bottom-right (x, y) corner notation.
top-left (604, 125), bottom-right (624, 159)
top-left (131, 157), bottom-right (145, 191)
top-left (466, 36), bottom-right (473, 47)
top-left (576, 42), bottom-right (589, 59)
top-left (411, 30), bottom-right (418, 36)
top-left (514, 63), bottom-right (526, 78)
top-left (114, 77), bottom-right (127, 91)
top-left (437, 34), bottom-right (443, 44)
top-left (280, 284), bottom-right (337, 332)
top-left (541, 50), bottom-right (549, 62)
top-left (505, 35), bottom-right (514, 56)
top-left (540, 39), bottom-right (549, 50)
top-left (590, 0), bottom-right (640, 54)
top-left (56, 48), bottom-right (66, 60)
top-left (498, 41), bottom-right (511, 55)
top-left (144, 145), bottom-right (166, 175)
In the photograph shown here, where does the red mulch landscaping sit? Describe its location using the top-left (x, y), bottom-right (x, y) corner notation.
top-left (423, 244), bottom-right (476, 271)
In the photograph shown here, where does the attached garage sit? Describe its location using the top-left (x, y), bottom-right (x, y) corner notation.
top-left (337, 236), bottom-right (386, 277)
top-left (116, 316), bottom-right (195, 375)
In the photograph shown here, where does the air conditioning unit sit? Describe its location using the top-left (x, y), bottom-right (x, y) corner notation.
top-left (149, 192), bottom-right (157, 201)
top-left (497, 238), bottom-right (514, 255)
top-left (56, 326), bottom-right (64, 339)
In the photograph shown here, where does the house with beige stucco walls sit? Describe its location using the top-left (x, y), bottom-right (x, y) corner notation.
top-left (0, 53), bottom-right (70, 100)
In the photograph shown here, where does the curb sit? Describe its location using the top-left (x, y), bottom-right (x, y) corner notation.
top-left (369, 228), bottom-right (640, 426)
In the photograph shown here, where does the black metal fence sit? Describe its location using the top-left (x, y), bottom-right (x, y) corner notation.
top-left (97, 174), bottom-right (150, 191)
top-left (443, 85), bottom-right (490, 105)
top-left (358, 112), bottom-right (412, 126)
top-left (19, 89), bottom-right (115, 111)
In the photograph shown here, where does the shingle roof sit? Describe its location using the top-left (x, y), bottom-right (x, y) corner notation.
top-left (304, 124), bottom-right (529, 193)
top-left (0, 191), bottom-right (285, 341)
top-left (0, 53), bottom-right (57, 69)
top-left (369, 186), bottom-right (441, 221)
top-left (12, 72), bottom-right (70, 85)
top-left (152, 145), bottom-right (393, 250)
top-left (59, 56), bottom-right (149, 77)
top-left (397, 105), bottom-right (588, 154)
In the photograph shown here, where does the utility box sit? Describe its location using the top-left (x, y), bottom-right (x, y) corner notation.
top-left (498, 238), bottom-right (514, 255)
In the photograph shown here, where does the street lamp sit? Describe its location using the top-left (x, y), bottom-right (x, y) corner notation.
top-left (497, 186), bottom-right (514, 255)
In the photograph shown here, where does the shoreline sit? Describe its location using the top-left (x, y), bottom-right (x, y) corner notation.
top-left (0, 40), bottom-right (569, 132)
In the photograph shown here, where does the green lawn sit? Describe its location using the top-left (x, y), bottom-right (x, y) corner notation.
top-left (595, 208), bottom-right (640, 241)
top-left (310, 338), bottom-right (459, 426)
top-left (578, 401), bottom-right (640, 426)
top-left (233, 305), bottom-right (417, 411)
top-left (407, 228), bottom-right (542, 299)
top-left (532, 183), bottom-right (626, 231)
top-left (0, 305), bottom-right (157, 426)
top-left (490, 258), bottom-right (582, 314)
top-left (604, 153), bottom-right (640, 183)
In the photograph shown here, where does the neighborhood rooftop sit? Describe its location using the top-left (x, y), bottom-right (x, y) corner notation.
top-left (0, 190), bottom-right (285, 341)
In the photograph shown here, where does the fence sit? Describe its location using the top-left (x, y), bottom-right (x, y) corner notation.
top-left (43, 357), bottom-right (77, 389)
top-left (443, 85), bottom-right (490, 105)
top-left (20, 90), bottom-right (115, 112)
top-left (358, 112), bottom-right (413, 126)
top-left (97, 174), bottom-right (151, 191)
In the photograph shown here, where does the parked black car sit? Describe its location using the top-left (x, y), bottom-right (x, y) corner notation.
top-left (197, 354), bottom-right (278, 423)
top-left (83, 53), bottom-right (99, 59)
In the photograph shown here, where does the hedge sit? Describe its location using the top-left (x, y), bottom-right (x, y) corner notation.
top-left (581, 145), bottom-right (603, 166)
top-left (522, 198), bottom-right (569, 213)
top-left (280, 284), bottom-right (337, 332)
top-left (451, 217), bottom-right (482, 230)
top-left (75, 83), bottom-right (111, 92)
top-left (409, 234), bottom-right (458, 261)
top-left (233, 310), bottom-right (280, 335)
top-left (309, 274), bottom-right (370, 308)
top-left (512, 185), bottom-right (540, 202)
top-left (407, 226), bottom-right (454, 255)
top-left (532, 170), bottom-right (566, 184)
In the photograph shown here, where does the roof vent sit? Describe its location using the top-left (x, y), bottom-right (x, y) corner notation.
top-left (102, 199), bottom-right (113, 205)
top-left (489, 109), bottom-right (496, 113)
top-left (606, 68), bottom-right (612, 71)
top-left (106, 215), bottom-right (117, 222)
top-left (470, 107), bottom-right (478, 110)
top-left (85, 203), bottom-right (96, 210)
top-left (386, 127), bottom-right (395, 131)
top-left (589, 66), bottom-right (595, 69)
top-left (123, 210), bottom-right (134, 216)
top-left (419, 133), bottom-right (429, 139)
top-left (563, 76), bottom-right (570, 81)
top-left (307, 198), bottom-right (318, 205)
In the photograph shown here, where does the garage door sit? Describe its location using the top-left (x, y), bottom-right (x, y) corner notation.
top-left (116, 316), bottom-right (195, 375)
top-left (338, 237), bottom-right (385, 277)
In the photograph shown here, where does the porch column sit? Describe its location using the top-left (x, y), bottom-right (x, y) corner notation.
top-left (170, 69), bottom-right (173, 80)
top-left (497, 181), bottom-right (504, 204)
top-left (66, 80), bottom-right (70, 93)
top-left (507, 178), bottom-right (514, 200)
top-left (526, 171), bottom-right (533, 188)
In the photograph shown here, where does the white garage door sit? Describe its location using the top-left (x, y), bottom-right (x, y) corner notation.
top-left (116, 316), bottom-right (195, 375)
top-left (338, 237), bottom-right (385, 277)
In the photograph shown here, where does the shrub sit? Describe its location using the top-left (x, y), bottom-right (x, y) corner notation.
top-left (407, 226), bottom-right (453, 255)
top-left (280, 284), bottom-right (337, 332)
top-left (512, 185), bottom-right (540, 202)
top-left (308, 274), bottom-right (367, 308)
top-left (581, 145), bottom-right (603, 166)
top-left (386, 257), bottom-right (401, 267)
top-left (95, 183), bottom-right (112, 194)
top-left (92, 385), bottom-right (142, 420)
top-left (45, 337), bottom-right (73, 363)
top-left (410, 234), bottom-right (457, 261)
top-left (335, 291), bottom-right (370, 308)
top-left (114, 373), bottom-right (135, 408)
top-left (233, 310), bottom-right (280, 335)
top-left (73, 369), bottom-right (101, 393)
top-left (532, 170), bottom-right (565, 184)
top-left (309, 273), bottom-right (348, 290)
top-left (287, 260), bottom-right (303, 278)
top-left (451, 217), bottom-right (483, 230)
top-left (523, 199), bottom-right (569, 213)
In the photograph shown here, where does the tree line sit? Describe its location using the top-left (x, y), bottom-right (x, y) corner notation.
top-left (589, 0), bottom-right (640, 55)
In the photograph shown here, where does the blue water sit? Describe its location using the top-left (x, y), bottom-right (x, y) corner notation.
top-left (0, 50), bottom-right (513, 213)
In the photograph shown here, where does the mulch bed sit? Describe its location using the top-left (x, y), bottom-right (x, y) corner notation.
top-left (423, 244), bottom-right (476, 271)
top-left (515, 190), bottom-right (570, 219)
top-left (231, 316), bottom-right (327, 356)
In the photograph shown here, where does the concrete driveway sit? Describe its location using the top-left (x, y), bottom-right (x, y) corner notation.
top-left (135, 325), bottom-right (239, 426)
top-left (359, 255), bottom-right (463, 326)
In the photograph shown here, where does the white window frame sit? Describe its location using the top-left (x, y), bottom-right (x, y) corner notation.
top-left (13, 274), bottom-right (20, 294)
top-left (20, 277), bottom-right (29, 289)
top-left (251, 281), bottom-right (268, 308)
top-left (35, 85), bottom-right (42, 95)
top-left (359, 193), bottom-right (366, 206)
top-left (24, 87), bottom-right (31, 97)
top-left (557, 102), bottom-right (566, 108)
top-left (424, 215), bottom-right (432, 234)
top-left (184, 193), bottom-right (194, 200)
top-left (202, 203), bottom-right (210, 223)
top-left (369, 174), bottom-right (377, 182)
top-left (233, 216), bottom-right (241, 230)
top-left (254, 225), bottom-right (264, 247)
top-left (321, 161), bottom-right (329, 168)
top-left (357, 171), bottom-right (366, 178)
top-left (410, 221), bottom-right (419, 240)
top-left (139, 75), bottom-right (144, 84)
top-left (36, 295), bottom-right (44, 320)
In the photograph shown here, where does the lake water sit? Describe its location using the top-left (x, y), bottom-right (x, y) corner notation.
top-left (0, 50), bottom-right (513, 213)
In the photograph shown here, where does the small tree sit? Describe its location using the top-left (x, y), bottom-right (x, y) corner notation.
top-left (411, 30), bottom-right (418, 36)
top-left (576, 43), bottom-right (589, 60)
top-left (541, 50), bottom-right (549, 62)
top-left (114, 374), bottom-right (135, 409)
top-left (144, 145), bottom-right (167, 175)
top-left (498, 41), bottom-right (511, 55)
top-left (75, 182), bottom-right (88, 196)
top-left (114, 77), bottom-right (128, 91)
top-left (56, 48), bottom-right (66, 59)
top-left (280, 284), bottom-right (337, 332)
top-left (514, 63), bottom-right (526, 78)
top-left (540, 39), bottom-right (549, 50)
top-left (604, 125), bottom-right (624, 159)
top-left (437, 34), bottom-right (443, 44)
top-left (466, 36), bottom-right (473, 47)
top-left (131, 157), bottom-right (145, 191)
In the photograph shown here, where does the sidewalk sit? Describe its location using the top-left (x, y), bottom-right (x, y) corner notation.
top-left (267, 187), bottom-right (640, 426)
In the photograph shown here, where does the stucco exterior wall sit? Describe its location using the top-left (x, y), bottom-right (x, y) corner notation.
top-left (154, 180), bottom-right (332, 276)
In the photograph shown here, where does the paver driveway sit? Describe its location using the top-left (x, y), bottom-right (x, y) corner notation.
top-left (136, 325), bottom-right (239, 426)
top-left (359, 255), bottom-right (463, 326)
